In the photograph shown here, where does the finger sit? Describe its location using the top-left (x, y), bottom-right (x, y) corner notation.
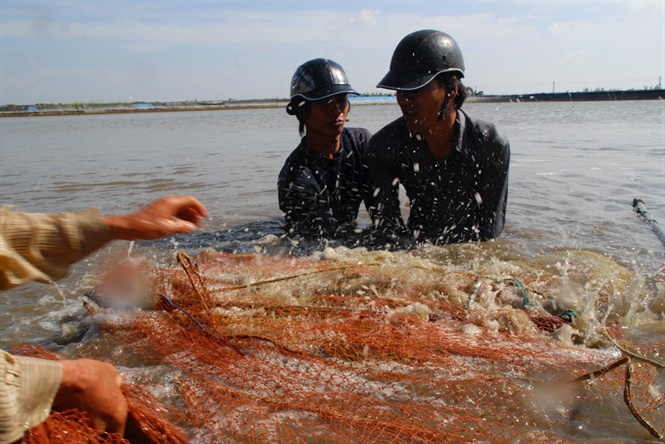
top-left (104, 409), bottom-right (127, 437)
top-left (169, 196), bottom-right (208, 218)
top-left (175, 206), bottom-right (205, 226)
top-left (191, 199), bottom-right (208, 218)
top-left (164, 218), bottom-right (200, 234)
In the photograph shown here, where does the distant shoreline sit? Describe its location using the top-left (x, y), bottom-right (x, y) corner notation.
top-left (1, 89), bottom-right (662, 118)
top-left (0, 100), bottom-right (293, 118)
top-left (468, 88), bottom-right (664, 104)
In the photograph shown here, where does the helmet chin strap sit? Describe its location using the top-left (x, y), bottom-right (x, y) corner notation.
top-left (438, 79), bottom-right (459, 121)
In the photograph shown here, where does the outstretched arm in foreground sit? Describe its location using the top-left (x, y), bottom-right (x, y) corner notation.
top-left (0, 195), bottom-right (208, 290)
top-left (104, 195), bottom-right (208, 241)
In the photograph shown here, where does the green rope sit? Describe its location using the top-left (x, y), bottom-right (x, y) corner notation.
top-left (464, 277), bottom-right (577, 325)
top-left (466, 278), bottom-right (530, 309)
top-left (557, 309), bottom-right (578, 323)
top-left (505, 277), bottom-right (530, 309)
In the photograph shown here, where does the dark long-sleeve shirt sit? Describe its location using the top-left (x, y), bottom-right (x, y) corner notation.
top-left (367, 110), bottom-right (510, 245)
top-left (278, 127), bottom-right (373, 240)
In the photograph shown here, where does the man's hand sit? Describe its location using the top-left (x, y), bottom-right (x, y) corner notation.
top-left (104, 195), bottom-right (208, 241)
top-left (53, 359), bottom-right (128, 436)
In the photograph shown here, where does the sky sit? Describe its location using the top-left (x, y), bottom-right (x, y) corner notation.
top-left (0, 1), bottom-right (663, 105)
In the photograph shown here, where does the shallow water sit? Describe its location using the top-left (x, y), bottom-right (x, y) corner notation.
top-left (1, 101), bottom-right (664, 441)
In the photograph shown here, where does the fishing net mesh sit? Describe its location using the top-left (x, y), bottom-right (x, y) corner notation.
top-left (16, 249), bottom-right (665, 442)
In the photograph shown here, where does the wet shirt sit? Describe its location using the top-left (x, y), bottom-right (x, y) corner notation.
top-left (278, 127), bottom-right (373, 239)
top-left (367, 110), bottom-right (510, 245)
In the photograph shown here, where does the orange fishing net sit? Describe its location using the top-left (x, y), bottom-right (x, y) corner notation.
top-left (10, 344), bottom-right (188, 444)
top-left (17, 249), bottom-right (665, 442)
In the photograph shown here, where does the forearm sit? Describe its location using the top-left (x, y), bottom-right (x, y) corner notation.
top-left (279, 171), bottom-right (340, 238)
top-left (366, 140), bottom-right (405, 234)
top-left (479, 194), bottom-right (507, 240)
top-left (280, 193), bottom-right (338, 238)
top-left (104, 213), bottom-right (150, 240)
top-left (370, 180), bottom-right (405, 234)
top-left (102, 195), bottom-right (206, 241)
top-left (479, 161), bottom-right (509, 240)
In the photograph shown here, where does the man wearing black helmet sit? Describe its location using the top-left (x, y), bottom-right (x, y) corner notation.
top-left (368, 30), bottom-right (510, 246)
top-left (278, 58), bottom-right (373, 241)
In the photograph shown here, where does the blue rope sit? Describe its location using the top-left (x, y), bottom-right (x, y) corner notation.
top-left (633, 198), bottom-right (665, 247)
top-left (158, 293), bottom-right (246, 356)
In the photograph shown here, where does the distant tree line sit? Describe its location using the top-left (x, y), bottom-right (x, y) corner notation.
top-left (2, 83), bottom-right (662, 111)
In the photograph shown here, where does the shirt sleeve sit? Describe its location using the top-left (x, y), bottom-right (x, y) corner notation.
top-left (366, 128), bottom-right (409, 242)
top-left (357, 129), bottom-right (377, 220)
top-left (0, 350), bottom-right (63, 443)
top-left (0, 207), bottom-right (112, 290)
top-left (478, 133), bottom-right (510, 241)
top-left (278, 165), bottom-right (339, 239)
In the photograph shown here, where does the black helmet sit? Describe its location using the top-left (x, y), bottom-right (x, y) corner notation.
top-left (290, 58), bottom-right (358, 101)
top-left (377, 30), bottom-right (465, 91)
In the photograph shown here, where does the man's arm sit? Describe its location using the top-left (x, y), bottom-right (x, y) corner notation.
top-left (104, 195), bottom-right (207, 241)
top-left (278, 167), bottom-right (339, 239)
top-left (1, 351), bottom-right (127, 442)
top-left (478, 136), bottom-right (510, 241)
top-left (0, 195), bottom-right (207, 290)
top-left (366, 133), bottom-right (408, 243)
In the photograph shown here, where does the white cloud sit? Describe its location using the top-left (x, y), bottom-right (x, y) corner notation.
top-left (358, 8), bottom-right (380, 26)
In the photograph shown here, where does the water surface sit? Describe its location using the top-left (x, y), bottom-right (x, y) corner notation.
top-left (1, 101), bottom-right (664, 441)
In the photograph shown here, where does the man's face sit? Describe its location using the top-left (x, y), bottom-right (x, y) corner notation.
top-left (396, 80), bottom-right (446, 135)
top-left (306, 94), bottom-right (349, 139)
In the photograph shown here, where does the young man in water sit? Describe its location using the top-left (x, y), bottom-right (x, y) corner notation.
top-left (278, 58), bottom-right (373, 242)
top-left (367, 30), bottom-right (510, 247)
top-left (0, 195), bottom-right (207, 442)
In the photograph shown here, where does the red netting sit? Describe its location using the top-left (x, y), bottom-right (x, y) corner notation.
top-left (17, 249), bottom-right (665, 442)
top-left (10, 345), bottom-right (188, 444)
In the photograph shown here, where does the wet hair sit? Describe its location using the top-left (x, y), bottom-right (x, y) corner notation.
top-left (436, 72), bottom-right (467, 109)
top-left (286, 98), bottom-right (311, 137)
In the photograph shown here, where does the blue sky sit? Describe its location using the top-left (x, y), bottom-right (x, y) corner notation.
top-left (1, 1), bottom-right (663, 104)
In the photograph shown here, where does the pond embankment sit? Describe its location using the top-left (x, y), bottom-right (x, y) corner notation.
top-left (1, 89), bottom-right (662, 117)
